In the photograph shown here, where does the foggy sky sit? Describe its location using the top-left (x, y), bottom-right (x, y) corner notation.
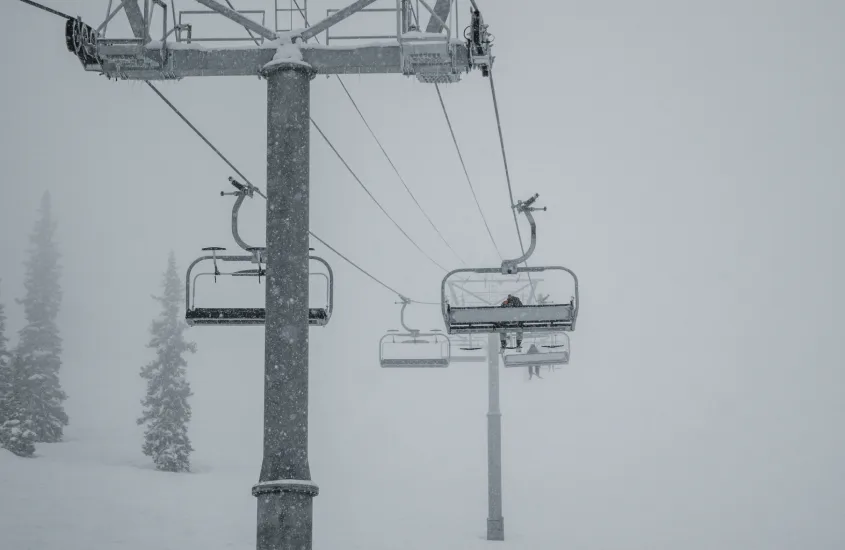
top-left (1, 1), bottom-right (843, 548)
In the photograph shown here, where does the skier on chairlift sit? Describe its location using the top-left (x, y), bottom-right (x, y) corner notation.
top-left (499, 294), bottom-right (524, 350)
top-left (526, 343), bottom-right (542, 380)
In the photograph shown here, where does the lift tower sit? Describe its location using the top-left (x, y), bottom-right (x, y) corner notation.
top-left (64, 1), bottom-right (492, 548)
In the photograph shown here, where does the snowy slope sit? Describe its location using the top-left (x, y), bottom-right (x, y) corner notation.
top-left (0, 375), bottom-right (579, 550)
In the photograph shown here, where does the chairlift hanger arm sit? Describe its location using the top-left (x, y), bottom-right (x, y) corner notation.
top-left (310, 255), bottom-right (334, 325)
top-left (501, 194), bottom-right (546, 274)
top-left (223, 177), bottom-right (264, 255)
top-left (397, 297), bottom-right (417, 334)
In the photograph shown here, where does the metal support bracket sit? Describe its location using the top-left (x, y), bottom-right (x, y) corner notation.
top-left (222, 176), bottom-right (264, 262)
top-left (500, 193), bottom-right (546, 275)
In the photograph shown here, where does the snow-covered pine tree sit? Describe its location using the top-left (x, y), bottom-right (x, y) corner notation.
top-left (0, 279), bottom-right (7, 358)
top-left (137, 252), bottom-right (196, 473)
top-left (0, 353), bottom-right (37, 458)
top-left (0, 284), bottom-right (37, 458)
top-left (0, 280), bottom-right (9, 423)
top-left (15, 191), bottom-right (68, 443)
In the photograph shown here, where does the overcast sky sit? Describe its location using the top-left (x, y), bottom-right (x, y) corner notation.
top-left (1, 1), bottom-right (843, 548)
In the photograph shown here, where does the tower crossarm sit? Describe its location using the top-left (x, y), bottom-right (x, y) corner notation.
top-left (73, 39), bottom-right (472, 80)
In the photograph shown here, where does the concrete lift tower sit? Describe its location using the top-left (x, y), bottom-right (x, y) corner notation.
top-left (63, 1), bottom-right (493, 548)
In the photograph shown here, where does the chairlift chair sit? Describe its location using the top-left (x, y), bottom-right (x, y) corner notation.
top-left (379, 299), bottom-right (451, 368)
top-left (441, 194), bottom-right (579, 335)
top-left (185, 248), bottom-right (266, 325)
top-left (186, 177), bottom-right (335, 327)
top-left (185, 249), bottom-right (334, 327)
top-left (502, 333), bottom-right (570, 368)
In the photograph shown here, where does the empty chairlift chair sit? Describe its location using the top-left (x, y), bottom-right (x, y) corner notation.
top-left (379, 299), bottom-right (451, 368)
top-left (502, 333), bottom-right (570, 369)
top-left (184, 247), bottom-right (334, 327)
top-left (185, 176), bottom-right (335, 327)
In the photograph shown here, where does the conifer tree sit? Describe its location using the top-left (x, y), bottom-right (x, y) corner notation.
top-left (0, 354), bottom-right (37, 458)
top-left (0, 279), bottom-right (7, 358)
top-left (137, 252), bottom-right (196, 472)
top-left (0, 284), bottom-right (36, 458)
top-left (15, 192), bottom-right (67, 443)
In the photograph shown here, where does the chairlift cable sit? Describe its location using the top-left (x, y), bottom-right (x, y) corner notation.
top-left (335, 77), bottom-right (468, 266)
top-left (309, 231), bottom-right (439, 306)
top-left (16, 0), bottom-right (73, 20)
top-left (145, 82), bottom-right (267, 199)
top-left (291, 0), bottom-right (467, 267)
top-left (311, 117), bottom-right (449, 273)
top-left (487, 68), bottom-right (527, 263)
top-left (434, 83), bottom-right (503, 261)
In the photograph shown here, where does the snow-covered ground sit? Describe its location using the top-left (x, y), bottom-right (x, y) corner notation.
top-left (0, 367), bottom-right (591, 550)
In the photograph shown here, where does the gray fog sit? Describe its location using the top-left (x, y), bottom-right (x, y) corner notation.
top-left (1, 0), bottom-right (843, 548)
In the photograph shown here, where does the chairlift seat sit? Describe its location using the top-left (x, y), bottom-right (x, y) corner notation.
top-left (186, 307), bottom-right (265, 326)
top-left (503, 350), bottom-right (570, 368)
top-left (186, 307), bottom-right (329, 326)
top-left (380, 358), bottom-right (449, 368)
top-left (446, 303), bottom-right (575, 334)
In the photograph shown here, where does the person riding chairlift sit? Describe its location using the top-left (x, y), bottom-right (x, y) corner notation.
top-left (499, 294), bottom-right (524, 350)
top-left (526, 343), bottom-right (542, 380)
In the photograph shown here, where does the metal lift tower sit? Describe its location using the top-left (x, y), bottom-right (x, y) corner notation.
top-left (64, 1), bottom-right (492, 548)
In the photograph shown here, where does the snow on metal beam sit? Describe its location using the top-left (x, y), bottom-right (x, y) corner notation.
top-left (88, 41), bottom-right (469, 79)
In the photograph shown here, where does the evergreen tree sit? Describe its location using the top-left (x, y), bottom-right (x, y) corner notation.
top-left (1, 286), bottom-right (36, 458)
top-left (0, 280), bottom-right (9, 419)
top-left (0, 279), bottom-right (7, 357)
top-left (137, 252), bottom-right (196, 473)
top-left (16, 192), bottom-right (67, 443)
top-left (0, 354), bottom-right (37, 458)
